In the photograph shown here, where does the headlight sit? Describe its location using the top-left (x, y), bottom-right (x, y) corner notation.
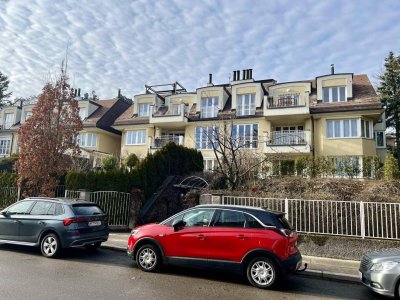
top-left (370, 261), bottom-right (399, 271)
top-left (130, 229), bottom-right (141, 236)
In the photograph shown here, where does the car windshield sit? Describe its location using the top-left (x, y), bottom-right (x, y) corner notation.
top-left (72, 204), bottom-right (104, 216)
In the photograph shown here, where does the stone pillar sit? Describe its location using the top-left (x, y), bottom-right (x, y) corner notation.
top-left (199, 194), bottom-right (212, 205)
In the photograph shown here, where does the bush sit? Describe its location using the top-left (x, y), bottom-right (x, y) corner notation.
top-left (384, 156), bottom-right (400, 180)
top-left (0, 171), bottom-right (18, 187)
top-left (0, 154), bottom-right (18, 172)
top-left (102, 155), bottom-right (118, 171)
top-left (124, 153), bottom-right (139, 169)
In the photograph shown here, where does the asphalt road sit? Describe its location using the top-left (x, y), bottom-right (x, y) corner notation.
top-left (0, 244), bottom-right (387, 300)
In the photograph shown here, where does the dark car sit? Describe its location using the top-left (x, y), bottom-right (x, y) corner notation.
top-left (0, 197), bottom-right (109, 257)
top-left (127, 204), bottom-right (301, 289)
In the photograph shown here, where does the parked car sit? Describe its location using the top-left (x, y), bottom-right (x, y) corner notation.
top-left (0, 197), bottom-right (109, 258)
top-left (127, 204), bottom-right (301, 289)
top-left (360, 249), bottom-right (400, 299)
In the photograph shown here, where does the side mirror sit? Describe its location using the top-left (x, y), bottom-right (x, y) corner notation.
top-left (172, 219), bottom-right (186, 232)
top-left (0, 210), bottom-right (8, 216)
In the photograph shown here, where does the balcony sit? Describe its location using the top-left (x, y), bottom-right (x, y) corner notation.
top-left (149, 104), bottom-right (188, 126)
top-left (264, 96), bottom-right (309, 116)
top-left (265, 130), bottom-right (311, 154)
top-left (150, 135), bottom-right (184, 150)
top-left (236, 104), bottom-right (256, 116)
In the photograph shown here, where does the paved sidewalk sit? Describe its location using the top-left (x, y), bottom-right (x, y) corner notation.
top-left (103, 232), bottom-right (360, 283)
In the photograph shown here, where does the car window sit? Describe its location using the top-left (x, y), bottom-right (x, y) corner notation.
top-left (214, 210), bottom-right (245, 228)
top-left (30, 201), bottom-right (55, 215)
top-left (278, 215), bottom-right (293, 230)
top-left (182, 209), bottom-right (215, 227)
top-left (7, 201), bottom-right (35, 215)
top-left (55, 204), bottom-right (64, 215)
top-left (245, 214), bottom-right (264, 229)
top-left (72, 204), bottom-right (104, 216)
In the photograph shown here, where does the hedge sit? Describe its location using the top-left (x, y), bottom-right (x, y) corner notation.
top-left (0, 171), bottom-right (18, 187)
top-left (66, 143), bottom-right (203, 196)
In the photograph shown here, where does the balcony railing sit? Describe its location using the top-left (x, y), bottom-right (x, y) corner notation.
top-left (152, 104), bottom-right (187, 117)
top-left (3, 122), bottom-right (13, 129)
top-left (267, 130), bottom-right (310, 146)
top-left (267, 96), bottom-right (303, 108)
top-left (152, 136), bottom-right (184, 148)
top-left (236, 105), bottom-right (256, 116)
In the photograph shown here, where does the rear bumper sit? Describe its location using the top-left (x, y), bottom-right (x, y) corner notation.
top-left (282, 251), bottom-right (302, 276)
top-left (62, 228), bottom-right (109, 248)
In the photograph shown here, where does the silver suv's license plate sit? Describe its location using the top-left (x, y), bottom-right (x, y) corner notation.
top-left (88, 221), bottom-right (101, 227)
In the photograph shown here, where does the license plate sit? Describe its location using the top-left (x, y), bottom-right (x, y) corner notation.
top-left (358, 271), bottom-right (362, 280)
top-left (88, 221), bottom-right (101, 227)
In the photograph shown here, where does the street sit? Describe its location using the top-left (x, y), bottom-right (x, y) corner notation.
top-left (0, 245), bottom-right (386, 300)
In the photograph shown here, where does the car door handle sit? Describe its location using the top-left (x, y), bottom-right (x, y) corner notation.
top-left (197, 234), bottom-right (206, 240)
top-left (38, 221), bottom-right (46, 225)
top-left (13, 220), bottom-right (21, 224)
top-left (237, 234), bottom-right (247, 240)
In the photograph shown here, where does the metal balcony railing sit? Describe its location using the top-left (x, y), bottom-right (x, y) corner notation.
top-left (236, 105), bottom-right (256, 116)
top-left (267, 96), bottom-right (303, 108)
top-left (152, 136), bottom-right (184, 148)
top-left (267, 130), bottom-right (310, 146)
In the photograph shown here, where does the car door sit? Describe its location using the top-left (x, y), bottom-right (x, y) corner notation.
top-left (207, 209), bottom-right (260, 263)
top-left (0, 200), bottom-right (35, 241)
top-left (18, 201), bottom-right (56, 243)
top-left (161, 208), bottom-right (215, 265)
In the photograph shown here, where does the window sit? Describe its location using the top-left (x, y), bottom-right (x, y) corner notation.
top-left (30, 201), bottom-right (55, 215)
top-left (245, 214), bottom-right (264, 229)
top-left (237, 93), bottom-right (256, 116)
top-left (361, 119), bottom-right (373, 138)
top-left (79, 108), bottom-right (87, 120)
top-left (24, 111), bottom-right (33, 121)
top-left (72, 204), bottom-right (104, 215)
top-left (182, 209), bottom-right (215, 227)
top-left (138, 103), bottom-right (150, 117)
top-left (7, 201), bottom-right (35, 215)
top-left (376, 131), bottom-right (385, 148)
top-left (322, 86), bottom-right (346, 102)
top-left (171, 104), bottom-right (181, 115)
top-left (126, 130), bottom-right (146, 145)
top-left (232, 124), bottom-right (258, 148)
top-left (0, 139), bottom-right (11, 156)
top-left (201, 97), bottom-right (219, 118)
top-left (326, 119), bottom-right (358, 138)
top-left (277, 93), bottom-right (300, 107)
top-left (204, 159), bottom-right (218, 172)
top-left (214, 210), bottom-right (245, 228)
top-left (78, 133), bottom-right (97, 147)
top-left (195, 126), bottom-right (219, 150)
top-left (4, 113), bottom-right (14, 129)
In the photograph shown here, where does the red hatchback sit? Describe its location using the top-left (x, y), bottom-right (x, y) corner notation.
top-left (127, 204), bottom-right (302, 289)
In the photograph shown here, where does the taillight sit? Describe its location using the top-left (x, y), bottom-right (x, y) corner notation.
top-left (280, 228), bottom-right (294, 237)
top-left (63, 217), bottom-right (89, 226)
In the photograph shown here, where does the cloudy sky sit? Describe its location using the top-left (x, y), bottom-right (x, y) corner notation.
top-left (1, 0), bottom-right (399, 99)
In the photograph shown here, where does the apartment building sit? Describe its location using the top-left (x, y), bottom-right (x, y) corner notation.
top-left (0, 92), bottom-right (131, 164)
top-left (113, 68), bottom-right (386, 173)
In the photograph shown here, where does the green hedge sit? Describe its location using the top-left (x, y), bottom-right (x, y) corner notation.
top-left (0, 171), bottom-right (18, 187)
top-left (66, 143), bottom-right (203, 196)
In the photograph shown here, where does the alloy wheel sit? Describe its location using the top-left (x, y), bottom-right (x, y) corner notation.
top-left (138, 248), bottom-right (157, 270)
top-left (250, 260), bottom-right (275, 286)
top-left (43, 236), bottom-right (58, 256)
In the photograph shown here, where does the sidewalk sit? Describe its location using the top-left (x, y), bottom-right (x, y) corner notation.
top-left (103, 232), bottom-right (360, 283)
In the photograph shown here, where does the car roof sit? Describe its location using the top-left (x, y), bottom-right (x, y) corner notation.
top-left (195, 204), bottom-right (284, 216)
top-left (23, 197), bottom-right (94, 205)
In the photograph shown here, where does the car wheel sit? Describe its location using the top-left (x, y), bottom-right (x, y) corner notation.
top-left (246, 257), bottom-right (280, 289)
top-left (85, 242), bottom-right (102, 251)
top-left (40, 233), bottom-right (61, 258)
top-left (395, 280), bottom-right (400, 300)
top-left (136, 244), bottom-right (161, 272)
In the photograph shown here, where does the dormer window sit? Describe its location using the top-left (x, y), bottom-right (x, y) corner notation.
top-left (4, 113), bottom-right (14, 129)
top-left (25, 111), bottom-right (33, 121)
top-left (237, 93), bottom-right (255, 116)
top-left (138, 103), bottom-right (150, 117)
top-left (323, 86), bottom-right (346, 103)
top-left (201, 97), bottom-right (219, 118)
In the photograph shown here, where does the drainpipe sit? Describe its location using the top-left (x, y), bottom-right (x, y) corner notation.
top-left (311, 115), bottom-right (315, 158)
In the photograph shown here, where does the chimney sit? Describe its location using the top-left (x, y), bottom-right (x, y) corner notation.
top-left (84, 93), bottom-right (89, 99)
top-left (233, 71), bottom-right (236, 81)
top-left (74, 89), bottom-right (77, 97)
top-left (209, 73), bottom-right (213, 84)
top-left (242, 69), bottom-right (246, 80)
top-left (249, 69), bottom-right (253, 79)
top-left (331, 64), bottom-right (335, 75)
top-left (78, 88), bottom-right (81, 97)
top-left (118, 89), bottom-right (121, 98)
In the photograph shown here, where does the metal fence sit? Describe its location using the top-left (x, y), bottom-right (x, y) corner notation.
top-left (0, 187), bottom-right (18, 209)
top-left (222, 195), bottom-right (400, 240)
top-left (90, 191), bottom-right (131, 228)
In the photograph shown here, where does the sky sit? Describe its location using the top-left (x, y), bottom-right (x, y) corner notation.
top-left (0, 0), bottom-right (400, 100)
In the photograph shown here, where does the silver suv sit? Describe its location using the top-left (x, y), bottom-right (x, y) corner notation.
top-left (359, 249), bottom-right (400, 298)
top-left (0, 197), bottom-right (109, 257)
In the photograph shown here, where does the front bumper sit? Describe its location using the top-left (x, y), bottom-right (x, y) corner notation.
top-left (282, 251), bottom-right (302, 276)
top-left (360, 269), bottom-right (397, 297)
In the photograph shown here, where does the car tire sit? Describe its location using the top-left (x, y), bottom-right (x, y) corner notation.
top-left (85, 242), bottom-right (102, 251)
top-left (136, 244), bottom-right (161, 272)
top-left (246, 256), bottom-right (280, 289)
top-left (395, 279), bottom-right (400, 300)
top-left (40, 233), bottom-right (61, 258)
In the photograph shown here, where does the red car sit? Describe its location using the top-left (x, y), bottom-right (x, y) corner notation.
top-left (127, 204), bottom-right (301, 289)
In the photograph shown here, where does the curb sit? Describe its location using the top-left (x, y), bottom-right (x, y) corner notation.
top-left (299, 269), bottom-right (360, 283)
top-left (101, 244), bottom-right (126, 252)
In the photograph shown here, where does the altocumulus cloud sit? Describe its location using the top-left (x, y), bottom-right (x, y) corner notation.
top-left (0, 0), bottom-right (399, 99)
